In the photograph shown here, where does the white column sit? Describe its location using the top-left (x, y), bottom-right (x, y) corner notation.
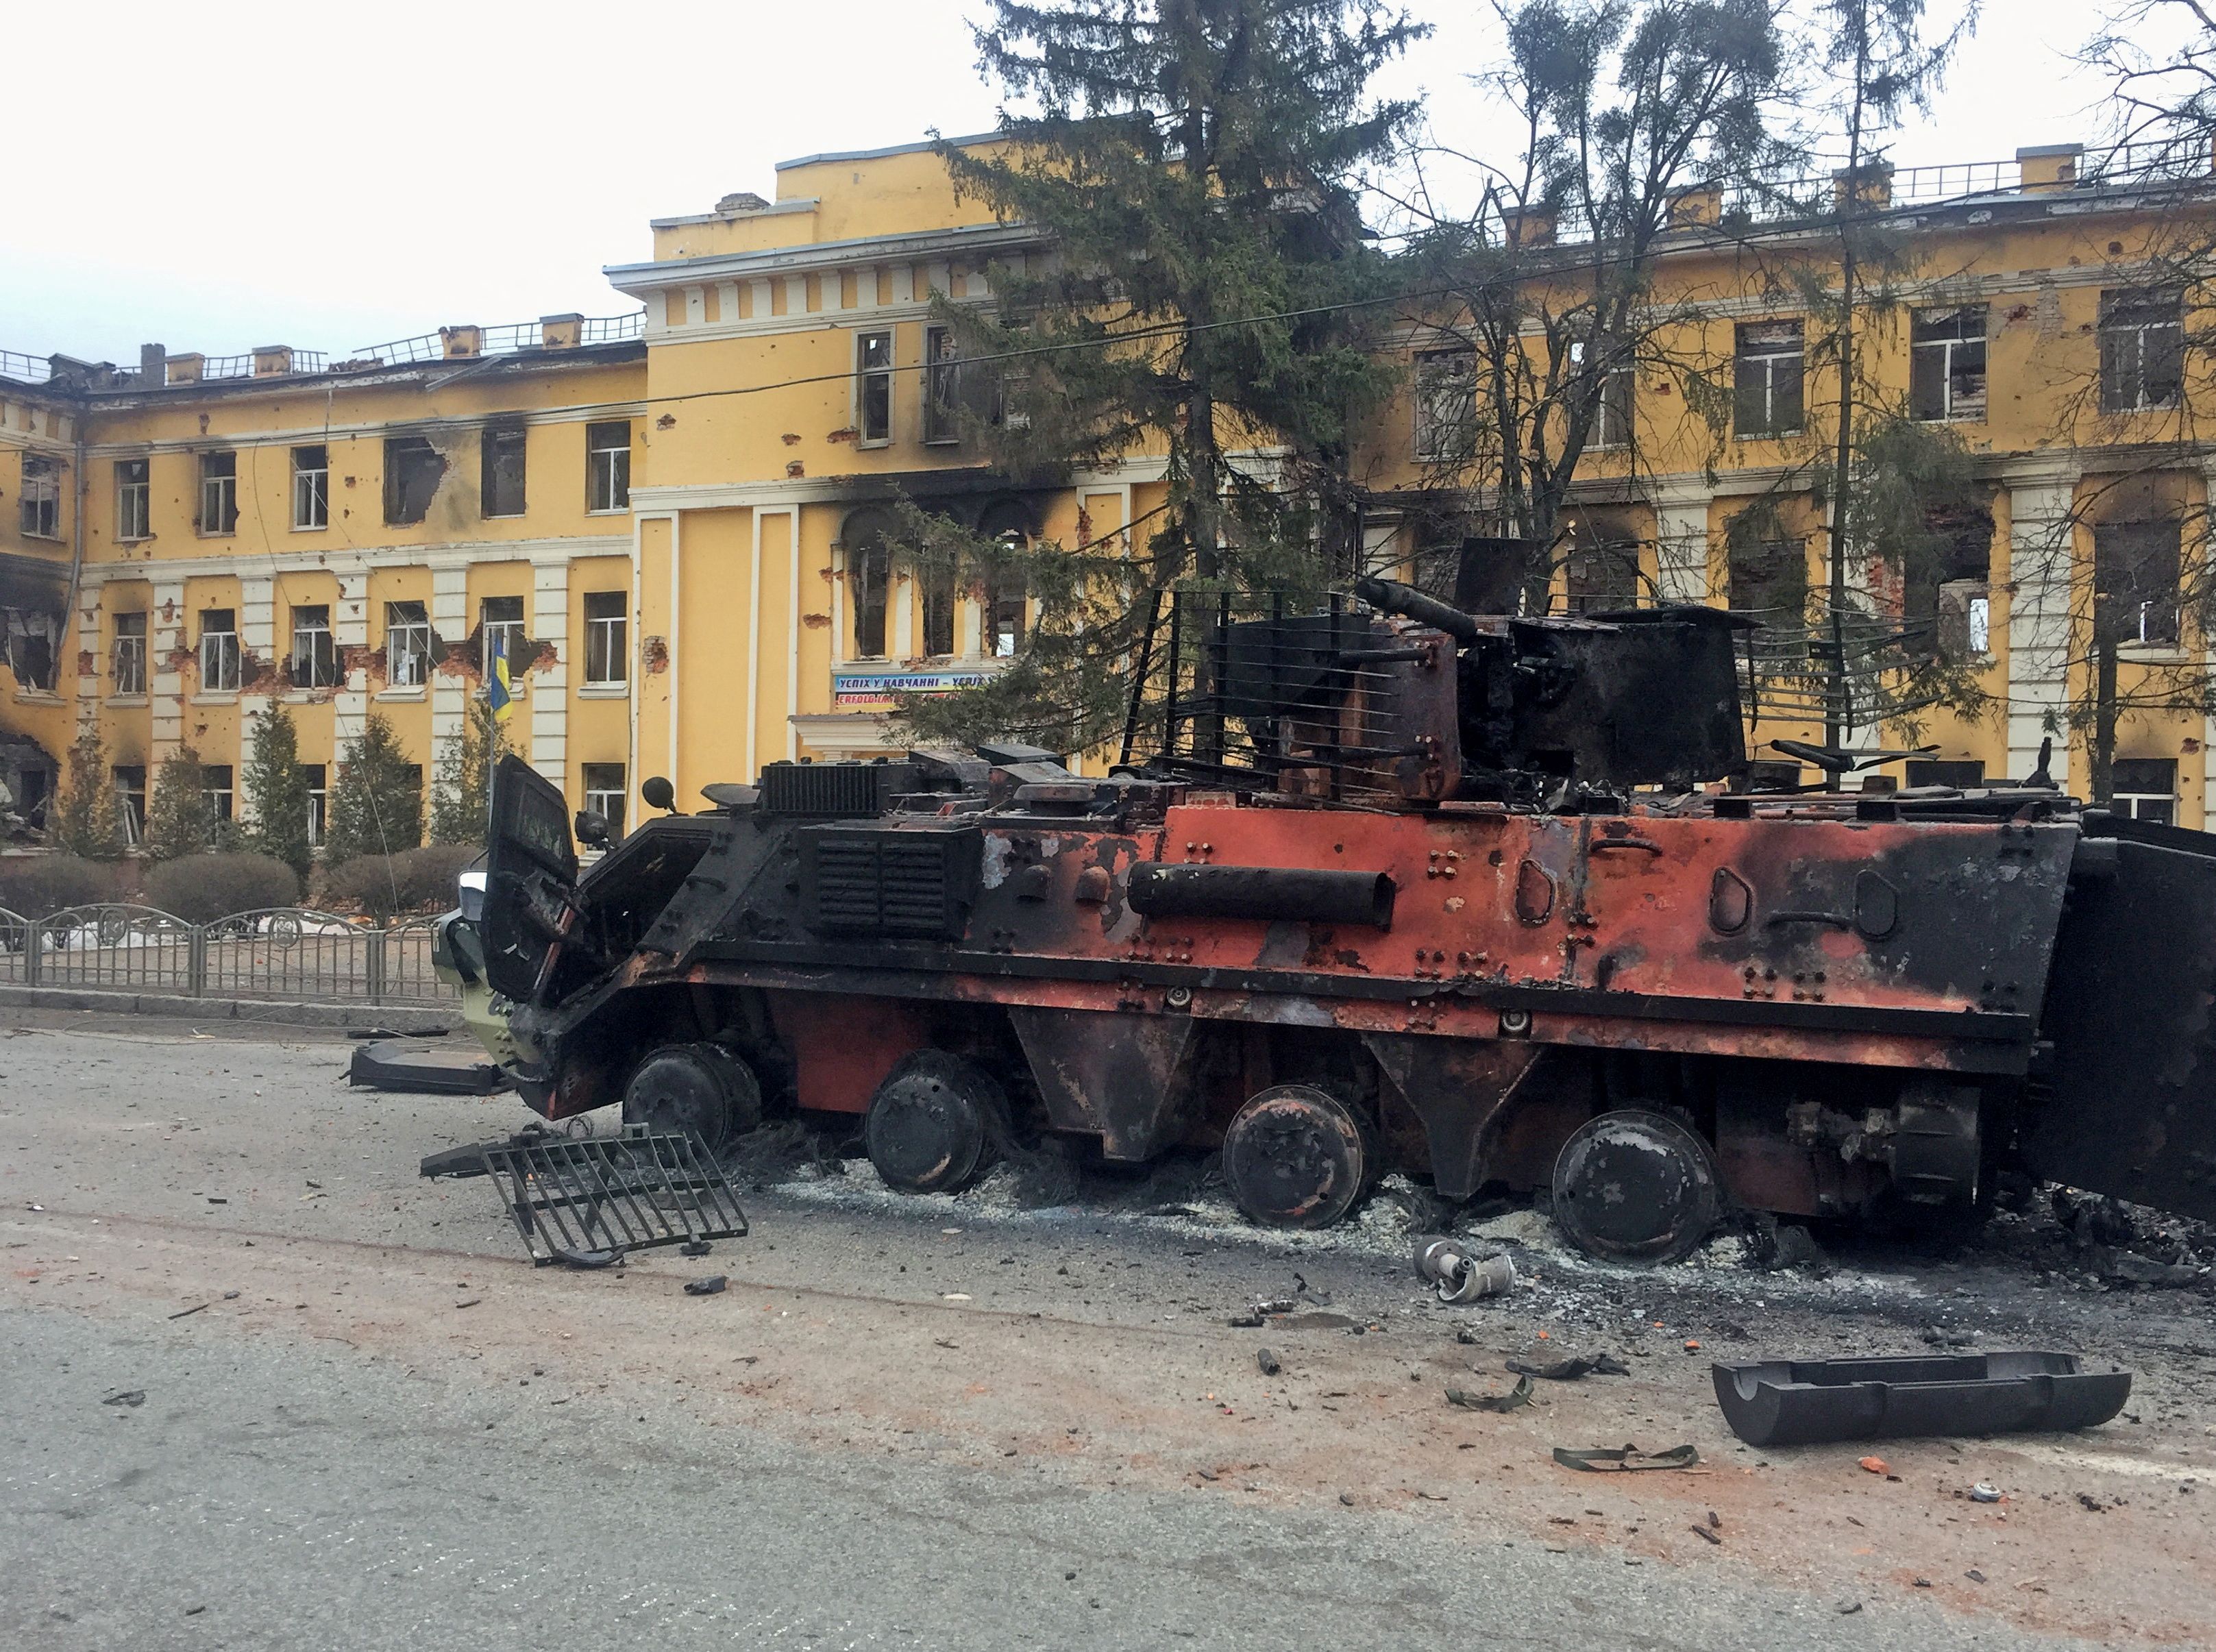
top-left (2005, 473), bottom-right (2079, 789)
top-left (236, 574), bottom-right (276, 824)
top-left (1651, 489), bottom-right (1711, 605)
top-left (748, 278), bottom-right (772, 321)
top-left (149, 578), bottom-right (187, 764)
top-left (783, 275), bottom-right (808, 317)
top-left (333, 571), bottom-right (371, 750)
top-left (430, 565), bottom-right (470, 778)
top-left (530, 558), bottom-right (570, 788)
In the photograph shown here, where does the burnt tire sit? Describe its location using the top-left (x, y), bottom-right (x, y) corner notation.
top-left (619, 1044), bottom-right (763, 1156)
top-left (1222, 1084), bottom-right (1374, 1230)
top-left (865, 1052), bottom-right (1008, 1195)
top-left (1550, 1107), bottom-right (1723, 1265)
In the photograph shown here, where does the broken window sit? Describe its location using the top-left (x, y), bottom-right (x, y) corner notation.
top-left (199, 608), bottom-right (241, 693)
top-left (924, 325), bottom-right (963, 445)
top-left (113, 765), bottom-right (147, 845)
top-left (582, 763), bottom-right (627, 838)
top-left (1564, 533), bottom-right (1641, 613)
top-left (116, 457), bottom-right (150, 541)
top-left (1903, 503), bottom-right (1994, 661)
top-left (480, 595), bottom-right (526, 682)
top-left (2095, 519), bottom-right (2182, 647)
top-left (384, 436), bottom-right (446, 526)
top-left (1905, 758), bottom-right (1984, 789)
top-left (987, 567), bottom-right (1027, 657)
top-left (386, 600), bottom-right (432, 688)
top-left (290, 604), bottom-right (338, 689)
top-left (2113, 756), bottom-right (2178, 824)
top-left (3, 606), bottom-right (58, 691)
top-left (920, 561), bottom-right (957, 657)
top-left (1413, 348), bottom-right (1477, 462)
top-left (2100, 288), bottom-right (2184, 413)
top-left (111, 611), bottom-right (147, 695)
top-left (1734, 320), bottom-right (1803, 438)
top-left (198, 451), bottom-right (238, 535)
top-left (1910, 306), bottom-right (1987, 422)
top-left (1726, 535), bottom-right (1808, 632)
top-left (482, 424), bottom-right (527, 518)
top-left (203, 764), bottom-right (234, 823)
top-left (845, 511), bottom-right (894, 658)
top-left (856, 330), bottom-right (894, 445)
top-left (291, 445), bottom-right (328, 530)
top-left (582, 591), bottom-right (628, 685)
top-left (1935, 579), bottom-right (1991, 661)
top-left (19, 454), bottom-right (61, 539)
top-left (303, 763), bottom-right (328, 846)
top-left (586, 421), bottom-right (631, 512)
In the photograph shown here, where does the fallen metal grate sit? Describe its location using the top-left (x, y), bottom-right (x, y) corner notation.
top-left (448, 1125), bottom-right (748, 1266)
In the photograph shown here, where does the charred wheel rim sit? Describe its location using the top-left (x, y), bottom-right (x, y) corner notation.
top-left (1222, 1085), bottom-right (1372, 1230)
top-left (864, 1051), bottom-right (1007, 1194)
top-left (619, 1044), bottom-right (763, 1157)
top-left (1551, 1107), bottom-right (1722, 1264)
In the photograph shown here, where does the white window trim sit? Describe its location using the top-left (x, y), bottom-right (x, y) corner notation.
top-left (1734, 323), bottom-right (1804, 439)
top-left (386, 605), bottom-right (434, 689)
top-left (116, 460), bottom-right (151, 542)
top-left (854, 328), bottom-right (895, 449)
top-left (585, 423), bottom-right (631, 515)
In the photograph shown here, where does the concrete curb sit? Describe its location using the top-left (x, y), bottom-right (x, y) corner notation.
top-left (0, 983), bottom-right (463, 1032)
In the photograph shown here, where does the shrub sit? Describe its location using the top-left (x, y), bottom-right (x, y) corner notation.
top-left (242, 705), bottom-right (313, 880)
top-left (145, 748), bottom-right (221, 862)
top-left (324, 713), bottom-right (423, 865)
top-left (142, 852), bottom-right (301, 924)
top-left (0, 854), bottom-right (122, 920)
top-left (318, 843), bottom-right (478, 922)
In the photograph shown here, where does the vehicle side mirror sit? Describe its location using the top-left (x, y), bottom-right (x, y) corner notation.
top-left (641, 776), bottom-right (676, 813)
top-left (574, 809), bottom-right (612, 848)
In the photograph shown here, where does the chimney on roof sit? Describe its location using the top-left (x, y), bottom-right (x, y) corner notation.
top-left (139, 343), bottom-right (167, 385)
top-left (2018, 143), bottom-right (2083, 192)
top-left (252, 346), bottom-right (295, 378)
top-left (716, 191), bottom-right (770, 214)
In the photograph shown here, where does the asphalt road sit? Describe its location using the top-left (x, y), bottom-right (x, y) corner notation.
top-left (4, 1011), bottom-right (2204, 1650)
top-left (3, 1307), bottom-right (2110, 1652)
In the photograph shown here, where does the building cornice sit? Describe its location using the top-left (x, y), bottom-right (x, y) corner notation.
top-left (606, 221), bottom-right (1044, 295)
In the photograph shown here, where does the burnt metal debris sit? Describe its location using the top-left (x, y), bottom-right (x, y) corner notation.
top-left (463, 563), bottom-right (2216, 1261)
top-left (425, 1125), bottom-right (748, 1267)
top-left (1712, 1353), bottom-right (2134, 1447)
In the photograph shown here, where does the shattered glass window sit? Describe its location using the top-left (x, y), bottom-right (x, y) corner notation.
top-left (293, 445), bottom-right (329, 530)
top-left (199, 608), bottom-right (241, 693)
top-left (111, 611), bottom-right (147, 695)
top-left (386, 600), bottom-right (433, 688)
top-left (857, 330), bottom-right (894, 445)
top-left (2100, 288), bottom-right (2184, 412)
top-left (587, 422), bottom-right (631, 512)
top-left (197, 451), bottom-right (238, 535)
top-left (482, 425), bottom-right (527, 518)
top-left (1734, 320), bottom-right (1803, 438)
top-left (583, 591), bottom-right (628, 685)
top-left (290, 604), bottom-right (338, 689)
top-left (115, 457), bottom-right (150, 541)
top-left (384, 436), bottom-right (447, 526)
top-left (19, 455), bottom-right (61, 539)
top-left (1910, 307), bottom-right (1987, 422)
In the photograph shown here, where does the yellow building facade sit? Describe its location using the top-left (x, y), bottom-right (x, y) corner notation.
top-left (5, 132), bottom-right (2214, 843)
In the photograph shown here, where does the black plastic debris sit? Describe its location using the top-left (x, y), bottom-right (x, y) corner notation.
top-left (443, 1125), bottom-right (749, 1268)
top-left (683, 1275), bottom-right (728, 1296)
top-left (1712, 1353), bottom-right (2132, 1448)
top-left (1446, 1375), bottom-right (1534, 1413)
top-left (1256, 1348), bottom-right (1282, 1376)
top-left (1553, 1444), bottom-right (1700, 1472)
top-left (349, 1038), bottom-right (508, 1096)
top-left (101, 1390), bottom-right (145, 1408)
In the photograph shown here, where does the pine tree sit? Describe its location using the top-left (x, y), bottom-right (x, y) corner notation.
top-left (427, 698), bottom-right (506, 846)
top-left (143, 747), bottom-right (219, 862)
top-left (900, 0), bottom-right (1425, 748)
top-left (324, 713), bottom-right (423, 865)
top-left (46, 727), bottom-right (126, 861)
top-left (242, 704), bottom-right (315, 879)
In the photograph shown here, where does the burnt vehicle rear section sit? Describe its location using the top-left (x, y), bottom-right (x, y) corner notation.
top-left (476, 581), bottom-right (2216, 1262)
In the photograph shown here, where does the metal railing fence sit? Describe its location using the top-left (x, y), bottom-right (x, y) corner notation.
top-left (0, 904), bottom-right (458, 1007)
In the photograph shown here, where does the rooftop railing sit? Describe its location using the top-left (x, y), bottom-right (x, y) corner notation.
top-left (0, 350), bottom-right (53, 384)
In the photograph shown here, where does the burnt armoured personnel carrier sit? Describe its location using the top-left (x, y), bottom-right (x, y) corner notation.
top-left (469, 580), bottom-right (2216, 1262)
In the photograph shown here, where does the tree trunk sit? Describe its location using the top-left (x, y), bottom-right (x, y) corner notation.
top-left (1825, 7), bottom-right (1871, 748)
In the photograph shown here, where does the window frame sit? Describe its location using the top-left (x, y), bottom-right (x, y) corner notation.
top-left (923, 325), bottom-right (963, 445)
top-left (111, 611), bottom-right (149, 696)
top-left (289, 604), bottom-right (338, 689)
top-left (479, 594), bottom-right (526, 686)
top-left (382, 435), bottom-right (445, 526)
top-left (115, 456), bottom-right (151, 542)
top-left (18, 454), bottom-right (62, 540)
top-left (202, 763), bottom-right (235, 824)
top-left (1910, 306), bottom-right (1989, 423)
top-left (291, 444), bottom-right (330, 530)
top-left (2094, 519), bottom-right (2184, 648)
top-left (581, 762), bottom-right (628, 837)
top-left (1412, 347), bottom-right (1477, 463)
top-left (854, 329), bottom-right (895, 447)
top-left (585, 421), bottom-right (631, 513)
top-left (1733, 320), bottom-right (1805, 439)
top-left (198, 607), bottom-right (241, 693)
top-left (482, 423), bottom-right (528, 519)
top-left (582, 591), bottom-right (629, 687)
top-left (112, 765), bottom-right (147, 846)
top-left (197, 450), bottom-right (238, 536)
top-left (2100, 288), bottom-right (2186, 414)
top-left (384, 599), bottom-right (433, 689)
top-left (303, 762), bottom-right (328, 846)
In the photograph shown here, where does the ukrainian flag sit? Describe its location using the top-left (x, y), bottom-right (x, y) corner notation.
top-left (487, 628), bottom-right (514, 724)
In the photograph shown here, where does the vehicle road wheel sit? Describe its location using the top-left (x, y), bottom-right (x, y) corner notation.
top-left (1222, 1084), bottom-right (1373, 1230)
top-left (1550, 1108), bottom-right (1723, 1264)
top-left (865, 1052), bottom-right (1009, 1194)
top-left (620, 1044), bottom-right (763, 1155)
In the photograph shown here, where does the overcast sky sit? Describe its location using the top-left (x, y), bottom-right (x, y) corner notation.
top-left (0, 0), bottom-right (2123, 365)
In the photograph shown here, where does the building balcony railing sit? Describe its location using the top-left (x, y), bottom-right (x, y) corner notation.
top-left (0, 349), bottom-right (53, 384)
